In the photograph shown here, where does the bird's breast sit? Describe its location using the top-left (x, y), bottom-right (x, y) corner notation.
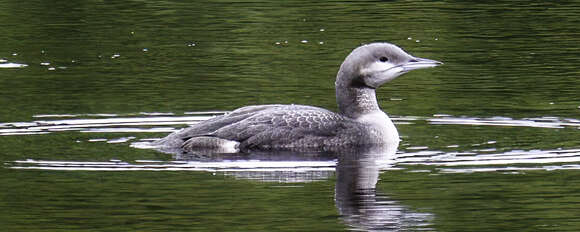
top-left (355, 111), bottom-right (400, 145)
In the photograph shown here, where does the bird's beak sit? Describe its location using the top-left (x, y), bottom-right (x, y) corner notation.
top-left (401, 57), bottom-right (443, 72)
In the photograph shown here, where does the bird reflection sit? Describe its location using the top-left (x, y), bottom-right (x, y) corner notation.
top-left (335, 145), bottom-right (433, 231)
top-left (173, 145), bottom-right (433, 231)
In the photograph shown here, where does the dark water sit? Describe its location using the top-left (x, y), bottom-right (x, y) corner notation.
top-left (2, 1), bottom-right (580, 231)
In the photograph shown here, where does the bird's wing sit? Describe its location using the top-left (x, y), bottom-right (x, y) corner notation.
top-left (152, 104), bottom-right (283, 147)
top-left (210, 106), bottom-right (362, 149)
top-left (173, 105), bottom-right (285, 138)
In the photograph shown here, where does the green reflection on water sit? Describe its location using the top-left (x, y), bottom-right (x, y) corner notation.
top-left (380, 167), bottom-right (580, 232)
top-left (2, 0), bottom-right (577, 121)
top-left (0, 169), bottom-right (343, 231)
top-left (1, 0), bottom-right (580, 231)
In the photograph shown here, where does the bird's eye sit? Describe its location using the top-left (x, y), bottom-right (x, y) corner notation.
top-left (379, 57), bottom-right (389, 62)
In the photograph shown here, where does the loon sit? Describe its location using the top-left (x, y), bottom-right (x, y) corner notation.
top-left (154, 42), bottom-right (442, 153)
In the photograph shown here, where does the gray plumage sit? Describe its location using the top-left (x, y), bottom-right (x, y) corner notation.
top-left (153, 42), bottom-right (441, 153)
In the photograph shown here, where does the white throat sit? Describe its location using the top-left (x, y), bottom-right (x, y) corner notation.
top-left (355, 111), bottom-right (400, 144)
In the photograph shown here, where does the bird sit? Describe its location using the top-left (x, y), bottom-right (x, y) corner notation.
top-left (153, 42), bottom-right (442, 153)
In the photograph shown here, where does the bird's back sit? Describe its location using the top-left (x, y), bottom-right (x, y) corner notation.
top-left (153, 104), bottom-right (381, 152)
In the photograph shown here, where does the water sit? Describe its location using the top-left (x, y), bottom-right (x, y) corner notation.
top-left (1, 0), bottom-right (580, 231)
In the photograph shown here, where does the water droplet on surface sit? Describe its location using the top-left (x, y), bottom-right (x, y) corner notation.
top-left (0, 63), bottom-right (28, 68)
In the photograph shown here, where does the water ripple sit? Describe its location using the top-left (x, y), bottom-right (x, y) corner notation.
top-left (398, 148), bottom-right (580, 166)
top-left (2, 113), bottom-right (579, 136)
top-left (428, 115), bottom-right (580, 129)
top-left (2, 112), bottom-right (580, 174)
top-left (7, 159), bottom-right (336, 183)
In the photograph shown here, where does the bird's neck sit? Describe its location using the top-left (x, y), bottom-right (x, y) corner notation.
top-left (335, 81), bottom-right (381, 119)
top-left (335, 72), bottom-right (400, 146)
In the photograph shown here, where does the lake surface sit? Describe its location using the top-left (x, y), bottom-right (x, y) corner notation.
top-left (2, 1), bottom-right (580, 231)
